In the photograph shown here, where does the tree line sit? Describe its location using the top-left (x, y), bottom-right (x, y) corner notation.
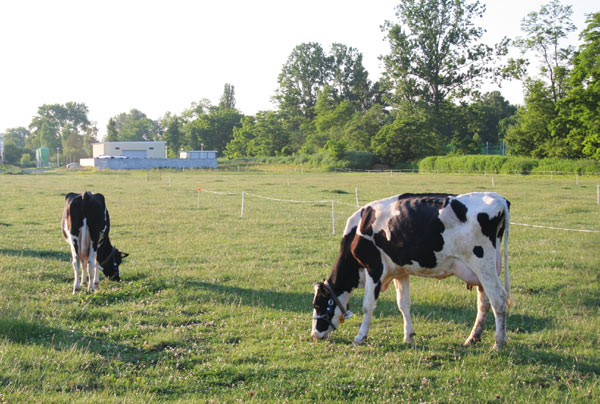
top-left (2, 0), bottom-right (598, 167)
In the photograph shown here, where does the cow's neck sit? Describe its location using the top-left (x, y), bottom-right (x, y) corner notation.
top-left (96, 234), bottom-right (114, 266)
top-left (327, 227), bottom-right (362, 297)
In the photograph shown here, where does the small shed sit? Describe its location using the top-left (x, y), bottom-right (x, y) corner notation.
top-left (93, 142), bottom-right (166, 159)
top-left (179, 150), bottom-right (217, 160)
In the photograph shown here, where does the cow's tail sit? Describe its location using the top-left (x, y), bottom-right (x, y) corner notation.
top-left (503, 199), bottom-right (512, 311)
top-left (80, 192), bottom-right (92, 261)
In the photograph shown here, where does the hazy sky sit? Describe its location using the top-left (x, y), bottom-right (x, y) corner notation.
top-left (0, 0), bottom-right (597, 139)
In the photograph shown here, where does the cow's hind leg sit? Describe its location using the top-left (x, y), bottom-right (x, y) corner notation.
top-left (353, 275), bottom-right (379, 345)
top-left (71, 256), bottom-right (81, 293)
top-left (393, 276), bottom-right (416, 343)
top-left (464, 285), bottom-right (490, 346)
top-left (479, 275), bottom-right (507, 349)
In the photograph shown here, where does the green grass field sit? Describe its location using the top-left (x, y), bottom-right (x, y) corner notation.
top-left (1, 169), bottom-right (599, 403)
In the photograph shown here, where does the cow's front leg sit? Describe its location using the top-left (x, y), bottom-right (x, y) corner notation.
top-left (353, 276), bottom-right (379, 345)
top-left (89, 249), bottom-right (99, 291)
top-left (394, 276), bottom-right (415, 343)
top-left (464, 285), bottom-right (490, 346)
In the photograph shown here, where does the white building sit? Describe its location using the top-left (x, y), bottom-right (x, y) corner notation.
top-left (92, 141), bottom-right (166, 159)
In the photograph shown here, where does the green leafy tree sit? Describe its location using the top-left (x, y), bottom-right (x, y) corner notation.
top-left (105, 118), bottom-right (119, 141)
top-left (225, 116), bottom-right (256, 158)
top-left (505, 80), bottom-right (557, 157)
top-left (552, 12), bottom-right (600, 159)
top-left (504, 0), bottom-right (577, 157)
top-left (372, 110), bottom-right (443, 165)
top-left (28, 102), bottom-right (95, 158)
top-left (161, 113), bottom-right (184, 157)
top-left (510, 0), bottom-right (576, 105)
top-left (182, 105), bottom-right (242, 154)
top-left (224, 112), bottom-right (290, 157)
top-left (218, 83), bottom-right (236, 110)
top-left (4, 127), bottom-right (30, 148)
top-left (381, 0), bottom-right (498, 124)
top-left (342, 104), bottom-right (390, 152)
top-left (109, 109), bottom-right (159, 141)
top-left (275, 42), bottom-right (375, 123)
top-left (275, 42), bottom-right (329, 122)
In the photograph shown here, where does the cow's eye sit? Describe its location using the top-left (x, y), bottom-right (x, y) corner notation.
top-left (328, 299), bottom-right (334, 306)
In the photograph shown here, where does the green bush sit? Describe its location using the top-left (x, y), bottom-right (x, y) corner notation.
top-left (418, 155), bottom-right (600, 175)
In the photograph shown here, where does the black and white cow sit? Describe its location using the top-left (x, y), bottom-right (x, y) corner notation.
top-left (62, 192), bottom-right (128, 293)
top-left (312, 192), bottom-right (511, 349)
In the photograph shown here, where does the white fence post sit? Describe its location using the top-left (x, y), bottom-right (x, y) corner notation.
top-left (597, 184), bottom-right (599, 206)
top-left (355, 187), bottom-right (359, 207)
top-left (331, 200), bottom-right (335, 235)
top-left (241, 192), bottom-right (245, 217)
top-left (197, 188), bottom-right (201, 209)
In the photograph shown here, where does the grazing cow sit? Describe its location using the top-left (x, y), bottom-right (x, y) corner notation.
top-left (62, 192), bottom-right (128, 293)
top-left (312, 192), bottom-right (511, 349)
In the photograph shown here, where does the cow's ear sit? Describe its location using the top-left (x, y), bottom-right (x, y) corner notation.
top-left (318, 282), bottom-right (330, 296)
top-left (120, 251), bottom-right (130, 259)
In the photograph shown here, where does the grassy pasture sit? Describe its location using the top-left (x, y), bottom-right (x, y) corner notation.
top-left (0, 169), bottom-right (599, 403)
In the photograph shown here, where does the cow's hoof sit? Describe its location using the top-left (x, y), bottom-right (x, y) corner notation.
top-left (404, 332), bottom-right (416, 343)
top-left (352, 337), bottom-right (366, 346)
top-left (492, 342), bottom-right (506, 350)
top-left (464, 337), bottom-right (480, 346)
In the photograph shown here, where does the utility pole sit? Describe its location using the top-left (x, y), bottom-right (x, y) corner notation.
top-left (56, 147), bottom-right (59, 167)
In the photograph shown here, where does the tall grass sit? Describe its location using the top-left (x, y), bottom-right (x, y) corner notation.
top-left (0, 170), bottom-right (599, 402)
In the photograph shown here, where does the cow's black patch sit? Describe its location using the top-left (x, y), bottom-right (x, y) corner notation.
top-left (374, 282), bottom-right (382, 300)
top-left (351, 235), bottom-right (384, 284)
top-left (373, 194), bottom-right (450, 269)
top-left (473, 246), bottom-right (484, 258)
top-left (477, 211), bottom-right (505, 248)
top-left (450, 199), bottom-right (468, 223)
top-left (359, 206), bottom-right (377, 236)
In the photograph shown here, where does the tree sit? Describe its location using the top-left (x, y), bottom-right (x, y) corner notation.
top-left (342, 104), bottom-right (390, 152)
top-left (109, 109), bottom-right (159, 141)
top-left (219, 83), bottom-right (236, 110)
top-left (224, 112), bottom-right (289, 157)
top-left (28, 102), bottom-right (95, 158)
top-left (275, 42), bottom-right (329, 122)
top-left (504, 80), bottom-right (557, 157)
top-left (552, 12), bottom-right (600, 159)
top-left (372, 110), bottom-right (443, 165)
top-left (181, 105), bottom-right (242, 154)
top-left (504, 1), bottom-right (578, 157)
top-left (381, 0), bottom-right (498, 119)
top-left (161, 113), bottom-right (184, 157)
top-left (511, 0), bottom-right (576, 105)
top-left (4, 127), bottom-right (30, 148)
top-left (105, 118), bottom-right (119, 141)
top-left (274, 42), bottom-right (375, 123)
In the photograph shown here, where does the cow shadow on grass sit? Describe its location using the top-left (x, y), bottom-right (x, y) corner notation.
top-left (0, 248), bottom-right (71, 262)
top-left (184, 280), bottom-right (552, 334)
top-left (0, 316), bottom-right (313, 393)
top-left (0, 316), bottom-right (152, 365)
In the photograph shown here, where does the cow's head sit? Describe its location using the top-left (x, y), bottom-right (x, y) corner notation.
top-left (100, 247), bottom-right (129, 282)
top-left (311, 281), bottom-right (353, 339)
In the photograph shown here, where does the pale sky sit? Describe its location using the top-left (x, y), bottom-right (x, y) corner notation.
top-left (0, 0), bottom-right (597, 139)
